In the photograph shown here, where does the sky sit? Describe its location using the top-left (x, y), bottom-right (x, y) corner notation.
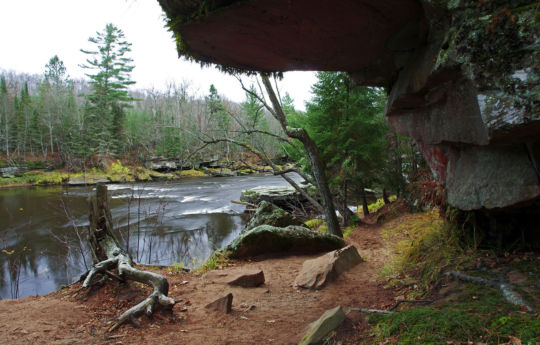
top-left (0, 0), bottom-right (317, 110)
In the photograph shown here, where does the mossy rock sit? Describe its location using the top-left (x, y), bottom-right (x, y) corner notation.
top-left (243, 201), bottom-right (304, 232)
top-left (223, 225), bottom-right (345, 258)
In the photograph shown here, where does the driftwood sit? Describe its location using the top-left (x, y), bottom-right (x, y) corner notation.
top-left (83, 184), bottom-right (176, 331)
top-left (348, 300), bottom-right (433, 316)
top-left (447, 270), bottom-right (533, 311)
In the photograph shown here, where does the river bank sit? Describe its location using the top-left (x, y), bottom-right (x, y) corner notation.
top-left (0, 159), bottom-right (293, 189)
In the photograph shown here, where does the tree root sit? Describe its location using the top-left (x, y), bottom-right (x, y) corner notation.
top-left (447, 270), bottom-right (533, 311)
top-left (85, 184), bottom-right (176, 332)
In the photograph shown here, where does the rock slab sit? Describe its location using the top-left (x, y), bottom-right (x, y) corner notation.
top-left (205, 293), bottom-right (233, 314)
top-left (298, 306), bottom-right (346, 345)
top-left (295, 245), bottom-right (363, 290)
top-left (227, 269), bottom-right (265, 288)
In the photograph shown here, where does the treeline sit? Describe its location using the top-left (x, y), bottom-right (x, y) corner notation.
top-left (0, 66), bottom-right (282, 169)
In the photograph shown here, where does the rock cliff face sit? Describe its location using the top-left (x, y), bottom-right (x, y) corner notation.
top-left (385, 0), bottom-right (540, 210)
top-left (158, 0), bottom-right (540, 212)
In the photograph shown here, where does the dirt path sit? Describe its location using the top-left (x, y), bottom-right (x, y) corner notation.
top-left (0, 224), bottom-right (397, 345)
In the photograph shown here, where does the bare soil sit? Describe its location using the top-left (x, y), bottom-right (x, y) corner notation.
top-left (0, 223), bottom-right (398, 345)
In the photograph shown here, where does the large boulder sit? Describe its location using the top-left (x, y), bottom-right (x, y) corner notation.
top-left (243, 201), bottom-right (304, 232)
top-left (0, 166), bottom-right (27, 178)
top-left (294, 245), bottom-right (364, 290)
top-left (222, 225), bottom-right (345, 259)
top-left (241, 185), bottom-right (312, 212)
top-left (68, 175), bottom-right (110, 186)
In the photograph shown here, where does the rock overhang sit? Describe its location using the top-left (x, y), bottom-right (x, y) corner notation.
top-left (158, 0), bottom-right (428, 86)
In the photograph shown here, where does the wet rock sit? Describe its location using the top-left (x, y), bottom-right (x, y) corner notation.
top-left (298, 306), bottom-right (346, 345)
top-left (222, 225), bottom-right (345, 259)
top-left (205, 293), bottom-right (233, 314)
top-left (294, 245), bottom-right (363, 290)
top-left (243, 201), bottom-right (304, 232)
top-left (241, 185), bottom-right (313, 212)
top-left (227, 269), bottom-right (265, 288)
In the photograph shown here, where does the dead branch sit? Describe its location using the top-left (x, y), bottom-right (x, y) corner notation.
top-left (447, 270), bottom-right (533, 311)
top-left (84, 184), bottom-right (176, 331)
top-left (389, 299), bottom-right (433, 311)
top-left (347, 308), bottom-right (394, 316)
top-left (231, 200), bottom-right (257, 208)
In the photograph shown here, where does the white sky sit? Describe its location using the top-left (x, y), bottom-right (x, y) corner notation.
top-left (0, 0), bottom-right (316, 110)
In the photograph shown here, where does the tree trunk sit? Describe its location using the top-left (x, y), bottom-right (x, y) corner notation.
top-left (361, 187), bottom-right (369, 217)
top-left (383, 188), bottom-right (390, 205)
top-left (260, 74), bottom-right (342, 238)
top-left (84, 184), bottom-right (175, 331)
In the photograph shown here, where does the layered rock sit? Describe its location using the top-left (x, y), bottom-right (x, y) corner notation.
top-left (243, 201), bottom-right (304, 232)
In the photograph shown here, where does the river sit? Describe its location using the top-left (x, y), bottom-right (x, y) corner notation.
top-left (0, 173), bottom-right (300, 299)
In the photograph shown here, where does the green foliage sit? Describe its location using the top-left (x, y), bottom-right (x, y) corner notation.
top-left (305, 218), bottom-right (324, 229)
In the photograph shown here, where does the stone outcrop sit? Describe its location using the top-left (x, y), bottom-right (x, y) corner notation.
top-left (158, 0), bottom-right (540, 216)
top-left (0, 166), bottom-right (27, 178)
top-left (243, 201), bottom-right (304, 232)
top-left (68, 175), bottom-right (111, 186)
top-left (298, 306), bottom-right (346, 345)
top-left (294, 245), bottom-right (363, 290)
top-left (221, 225), bottom-right (345, 259)
top-left (241, 185), bottom-right (312, 212)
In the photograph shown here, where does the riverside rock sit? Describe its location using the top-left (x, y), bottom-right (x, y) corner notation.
top-left (227, 269), bottom-right (265, 288)
top-left (294, 245), bottom-right (363, 290)
top-left (222, 225), bottom-right (345, 259)
top-left (243, 201), bottom-right (304, 233)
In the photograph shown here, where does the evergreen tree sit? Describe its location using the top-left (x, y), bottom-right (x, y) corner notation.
top-left (80, 23), bottom-right (135, 158)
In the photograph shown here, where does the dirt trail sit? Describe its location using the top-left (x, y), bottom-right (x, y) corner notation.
top-left (0, 224), bottom-right (397, 345)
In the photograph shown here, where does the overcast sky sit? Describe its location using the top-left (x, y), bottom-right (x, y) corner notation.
top-left (0, 0), bottom-right (316, 110)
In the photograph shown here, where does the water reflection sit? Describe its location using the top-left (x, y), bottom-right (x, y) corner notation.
top-left (0, 173), bottom-right (300, 298)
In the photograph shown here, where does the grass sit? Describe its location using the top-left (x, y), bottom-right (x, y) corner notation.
top-left (381, 211), bottom-right (466, 290)
top-left (194, 250), bottom-right (231, 273)
top-left (370, 282), bottom-right (540, 344)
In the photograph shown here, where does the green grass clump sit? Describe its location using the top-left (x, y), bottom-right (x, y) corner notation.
top-left (305, 218), bottom-right (324, 229)
top-left (194, 250), bottom-right (231, 273)
top-left (363, 195), bottom-right (398, 214)
top-left (372, 283), bottom-right (540, 344)
top-left (381, 211), bottom-right (466, 290)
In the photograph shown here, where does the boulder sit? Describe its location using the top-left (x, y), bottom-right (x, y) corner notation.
top-left (241, 185), bottom-right (312, 212)
top-left (298, 306), bottom-right (346, 345)
top-left (243, 201), bottom-right (304, 232)
top-left (205, 293), bottom-right (233, 314)
top-left (294, 245), bottom-right (363, 290)
top-left (227, 269), bottom-right (265, 288)
top-left (222, 225), bottom-right (345, 259)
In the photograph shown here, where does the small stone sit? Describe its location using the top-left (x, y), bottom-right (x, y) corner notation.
top-left (227, 269), bottom-right (265, 287)
top-left (298, 306), bottom-right (346, 345)
top-left (205, 293), bottom-right (233, 314)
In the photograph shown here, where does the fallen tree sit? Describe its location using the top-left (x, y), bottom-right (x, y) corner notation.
top-left (83, 184), bottom-right (176, 331)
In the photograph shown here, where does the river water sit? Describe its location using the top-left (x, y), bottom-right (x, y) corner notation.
top-left (0, 173), bottom-right (300, 299)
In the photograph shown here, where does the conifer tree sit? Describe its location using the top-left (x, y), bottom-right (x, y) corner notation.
top-left (80, 23), bottom-right (135, 158)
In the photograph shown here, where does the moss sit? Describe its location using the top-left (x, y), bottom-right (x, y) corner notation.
top-left (177, 168), bottom-right (206, 177)
top-left (305, 218), bottom-right (324, 229)
top-left (225, 225), bottom-right (345, 258)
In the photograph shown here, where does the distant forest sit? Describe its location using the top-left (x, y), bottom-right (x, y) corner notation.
top-left (0, 66), bottom-right (283, 169)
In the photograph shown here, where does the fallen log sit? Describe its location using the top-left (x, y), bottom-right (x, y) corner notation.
top-left (83, 184), bottom-right (176, 331)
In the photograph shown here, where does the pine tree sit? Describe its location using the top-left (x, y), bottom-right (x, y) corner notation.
top-left (80, 23), bottom-right (135, 158)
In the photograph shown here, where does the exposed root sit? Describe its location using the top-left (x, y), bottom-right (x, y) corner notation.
top-left (85, 184), bottom-right (176, 331)
top-left (447, 270), bottom-right (533, 311)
